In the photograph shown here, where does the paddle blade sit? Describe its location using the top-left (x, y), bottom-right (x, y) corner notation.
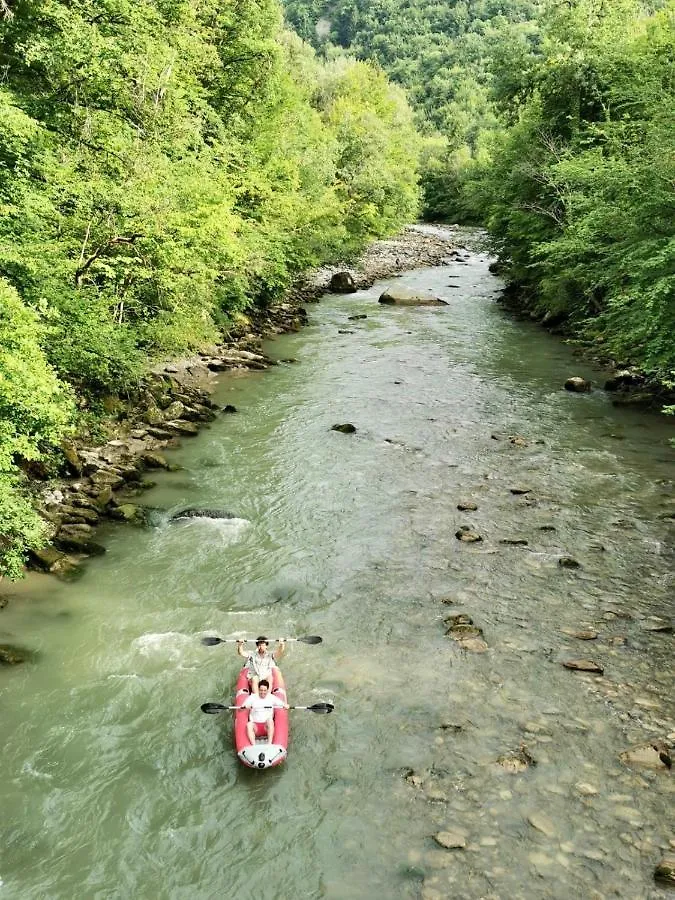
top-left (201, 702), bottom-right (228, 714)
top-left (201, 636), bottom-right (224, 646)
top-left (298, 635), bottom-right (322, 645)
top-left (308, 702), bottom-right (334, 714)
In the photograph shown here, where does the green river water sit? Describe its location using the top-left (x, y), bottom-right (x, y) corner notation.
top-left (1, 229), bottom-right (673, 899)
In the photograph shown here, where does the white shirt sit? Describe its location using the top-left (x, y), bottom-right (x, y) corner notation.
top-left (243, 693), bottom-right (284, 724)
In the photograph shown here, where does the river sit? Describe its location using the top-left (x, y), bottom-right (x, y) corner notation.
top-left (1, 230), bottom-right (673, 899)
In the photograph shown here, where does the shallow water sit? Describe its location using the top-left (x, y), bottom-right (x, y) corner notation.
top-left (1, 230), bottom-right (673, 899)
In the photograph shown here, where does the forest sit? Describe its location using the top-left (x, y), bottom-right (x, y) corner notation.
top-left (286, 0), bottom-right (675, 384)
top-left (1, 0), bottom-right (674, 578)
top-left (0, 0), bottom-right (420, 577)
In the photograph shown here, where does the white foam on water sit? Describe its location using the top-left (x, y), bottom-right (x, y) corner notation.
top-left (21, 760), bottom-right (53, 781)
top-left (173, 516), bottom-right (251, 546)
top-left (132, 632), bottom-right (195, 660)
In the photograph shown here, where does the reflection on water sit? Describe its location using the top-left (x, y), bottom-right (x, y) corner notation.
top-left (1, 231), bottom-right (673, 899)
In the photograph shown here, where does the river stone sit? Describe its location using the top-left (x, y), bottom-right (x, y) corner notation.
top-left (496, 745), bottom-right (536, 773)
top-left (434, 831), bottom-right (466, 850)
top-left (446, 624), bottom-right (482, 639)
top-left (444, 613), bottom-right (473, 627)
top-left (60, 440), bottom-right (83, 475)
top-left (331, 423), bottom-right (356, 434)
top-left (109, 504), bottom-right (145, 524)
top-left (527, 812), bottom-right (556, 837)
top-left (171, 507), bottom-right (235, 521)
top-left (54, 534), bottom-right (107, 556)
top-left (330, 271), bottom-right (357, 293)
top-left (457, 500), bottom-right (478, 511)
top-left (655, 855), bottom-right (675, 888)
top-left (641, 616), bottom-right (673, 633)
top-left (28, 546), bottom-right (69, 573)
top-left (348, 314), bottom-right (367, 321)
top-left (562, 659), bottom-right (604, 674)
top-left (164, 419), bottom-right (199, 436)
top-left (455, 525), bottom-right (482, 542)
top-left (0, 644), bottom-right (36, 665)
top-left (499, 538), bottom-right (529, 546)
top-left (575, 782), bottom-right (599, 796)
top-left (378, 287), bottom-right (448, 306)
top-left (222, 404), bottom-right (238, 414)
top-left (558, 556), bottom-right (581, 569)
top-left (561, 628), bottom-right (598, 640)
top-left (509, 486), bottom-right (532, 495)
top-left (142, 452), bottom-right (170, 469)
top-left (619, 741), bottom-right (671, 769)
top-left (564, 376), bottom-right (592, 392)
top-left (144, 405), bottom-right (165, 426)
top-left (163, 400), bottom-right (185, 420)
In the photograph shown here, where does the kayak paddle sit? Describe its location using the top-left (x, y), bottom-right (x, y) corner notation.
top-left (201, 635), bottom-right (322, 646)
top-left (201, 701), bottom-right (334, 715)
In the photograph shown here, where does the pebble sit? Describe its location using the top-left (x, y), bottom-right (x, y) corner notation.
top-left (527, 812), bottom-right (557, 837)
top-left (433, 831), bottom-right (467, 850)
top-left (575, 783), bottom-right (599, 796)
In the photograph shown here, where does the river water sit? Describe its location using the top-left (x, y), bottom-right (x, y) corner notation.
top-left (1, 231), bottom-right (673, 899)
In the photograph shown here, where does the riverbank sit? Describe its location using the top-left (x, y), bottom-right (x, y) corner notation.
top-left (494, 278), bottom-right (675, 413)
top-left (20, 225), bottom-right (460, 583)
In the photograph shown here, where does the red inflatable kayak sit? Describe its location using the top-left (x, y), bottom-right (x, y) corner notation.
top-left (234, 666), bottom-right (289, 769)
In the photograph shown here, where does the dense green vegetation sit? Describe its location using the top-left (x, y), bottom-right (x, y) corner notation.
top-left (285, 0), bottom-right (675, 383)
top-left (475, 1), bottom-right (675, 381)
top-left (0, 0), bottom-right (420, 578)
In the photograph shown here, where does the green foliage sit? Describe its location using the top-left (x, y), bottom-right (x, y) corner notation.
top-left (0, 279), bottom-right (74, 578)
top-left (482, 0), bottom-right (675, 379)
top-left (283, 0), bottom-right (542, 216)
top-left (0, 0), bottom-right (421, 577)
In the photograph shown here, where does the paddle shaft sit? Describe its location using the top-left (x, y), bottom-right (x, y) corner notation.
top-left (201, 634), bottom-right (321, 646)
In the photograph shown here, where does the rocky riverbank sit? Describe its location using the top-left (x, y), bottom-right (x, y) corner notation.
top-left (494, 274), bottom-right (675, 412)
top-left (22, 225), bottom-right (461, 582)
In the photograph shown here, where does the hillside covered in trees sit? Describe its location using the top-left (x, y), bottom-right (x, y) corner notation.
top-left (284, 0), bottom-right (675, 393)
top-left (0, 0), bottom-right (420, 578)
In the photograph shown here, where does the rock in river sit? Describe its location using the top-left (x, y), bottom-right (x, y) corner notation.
top-left (455, 525), bottom-right (482, 543)
top-left (433, 831), bottom-right (466, 850)
top-left (654, 854), bottom-right (675, 888)
top-left (564, 376), bottom-right (592, 392)
top-left (330, 271), bottom-right (357, 293)
top-left (378, 288), bottom-right (448, 306)
top-left (562, 659), bottom-right (604, 674)
top-left (619, 741), bottom-right (671, 770)
top-left (331, 423), bottom-right (356, 434)
top-left (171, 507), bottom-right (235, 521)
top-left (0, 644), bottom-right (37, 665)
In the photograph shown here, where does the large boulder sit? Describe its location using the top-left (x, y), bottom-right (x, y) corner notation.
top-left (330, 272), bottom-right (357, 293)
top-left (378, 288), bottom-right (448, 306)
top-left (564, 376), bottom-right (592, 393)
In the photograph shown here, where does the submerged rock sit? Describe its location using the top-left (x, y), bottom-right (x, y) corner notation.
top-left (378, 288), bottom-right (448, 306)
top-left (170, 507), bottom-right (235, 521)
top-left (457, 500), bottom-right (478, 511)
top-left (331, 423), bottom-right (356, 434)
top-left (562, 659), bottom-right (604, 674)
top-left (0, 644), bottom-right (37, 665)
top-left (455, 525), bottom-right (482, 543)
top-left (654, 854), bottom-right (675, 887)
top-left (496, 744), bottom-right (536, 773)
top-left (433, 831), bottom-right (466, 850)
top-left (558, 556), bottom-right (581, 569)
top-left (619, 741), bottom-right (671, 770)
